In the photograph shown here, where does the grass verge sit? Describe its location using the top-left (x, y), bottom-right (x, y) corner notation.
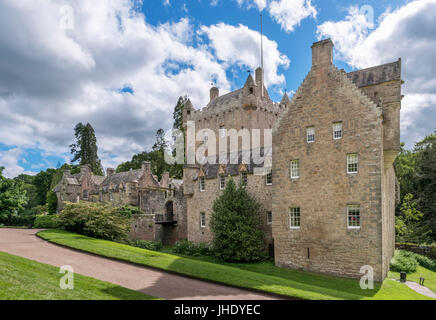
top-left (0, 250), bottom-right (159, 300)
top-left (37, 229), bottom-right (433, 300)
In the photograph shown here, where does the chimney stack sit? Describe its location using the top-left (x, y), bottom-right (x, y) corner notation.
top-left (161, 172), bottom-right (169, 188)
top-left (141, 161), bottom-right (151, 173)
top-left (311, 39), bottom-right (333, 68)
top-left (63, 169), bottom-right (71, 178)
top-left (210, 87), bottom-right (219, 102)
top-left (106, 168), bottom-right (115, 177)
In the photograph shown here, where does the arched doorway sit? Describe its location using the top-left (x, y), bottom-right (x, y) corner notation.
top-left (165, 201), bottom-right (174, 221)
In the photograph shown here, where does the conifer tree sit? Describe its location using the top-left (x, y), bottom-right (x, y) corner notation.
top-left (210, 178), bottom-right (265, 262)
top-left (70, 122), bottom-right (103, 175)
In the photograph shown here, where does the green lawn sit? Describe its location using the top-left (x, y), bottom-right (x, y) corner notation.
top-left (390, 266), bottom-right (436, 294)
top-left (0, 250), bottom-right (159, 300)
top-left (37, 229), bottom-right (433, 300)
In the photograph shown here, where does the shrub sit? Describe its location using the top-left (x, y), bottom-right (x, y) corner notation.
top-left (133, 240), bottom-right (163, 251)
top-left (57, 202), bottom-right (131, 241)
top-left (172, 240), bottom-right (212, 257)
top-left (33, 214), bottom-right (58, 229)
top-left (411, 252), bottom-right (436, 272)
top-left (210, 178), bottom-right (266, 262)
top-left (114, 205), bottom-right (143, 218)
top-left (390, 250), bottom-right (419, 273)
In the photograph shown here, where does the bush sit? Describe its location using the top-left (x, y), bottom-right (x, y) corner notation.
top-left (390, 250), bottom-right (419, 273)
top-left (210, 178), bottom-right (266, 262)
top-left (411, 252), bottom-right (436, 272)
top-left (57, 202), bottom-right (131, 241)
top-left (114, 205), bottom-right (143, 219)
top-left (172, 240), bottom-right (212, 257)
top-left (34, 214), bottom-right (58, 229)
top-left (133, 240), bottom-right (163, 251)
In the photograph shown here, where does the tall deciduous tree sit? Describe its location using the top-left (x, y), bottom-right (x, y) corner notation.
top-left (0, 167), bottom-right (28, 223)
top-left (70, 122), bottom-right (103, 175)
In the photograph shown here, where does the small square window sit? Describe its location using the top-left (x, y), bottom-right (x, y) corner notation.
top-left (200, 212), bottom-right (206, 228)
top-left (267, 211), bottom-right (272, 224)
top-left (347, 154), bottom-right (358, 174)
top-left (219, 175), bottom-right (225, 190)
top-left (241, 172), bottom-right (248, 188)
top-left (199, 176), bottom-right (206, 191)
top-left (290, 160), bottom-right (300, 179)
top-left (307, 127), bottom-right (315, 143)
top-left (333, 122), bottom-right (342, 139)
top-left (266, 168), bottom-right (272, 185)
top-left (347, 205), bottom-right (360, 228)
top-left (289, 207), bottom-right (300, 229)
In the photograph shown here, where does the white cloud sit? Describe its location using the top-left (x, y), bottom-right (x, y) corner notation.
top-left (0, 0), bottom-right (290, 177)
top-left (268, 0), bottom-right (317, 33)
top-left (200, 23), bottom-right (290, 87)
top-left (235, 0), bottom-right (267, 11)
top-left (0, 148), bottom-right (37, 178)
top-left (317, 0), bottom-right (436, 148)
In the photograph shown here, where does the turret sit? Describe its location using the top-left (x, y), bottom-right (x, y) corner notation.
top-left (210, 86), bottom-right (219, 102)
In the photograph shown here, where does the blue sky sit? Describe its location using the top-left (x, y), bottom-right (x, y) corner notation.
top-left (0, 0), bottom-right (434, 178)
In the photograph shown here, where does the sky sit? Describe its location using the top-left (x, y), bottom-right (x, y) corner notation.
top-left (0, 0), bottom-right (435, 178)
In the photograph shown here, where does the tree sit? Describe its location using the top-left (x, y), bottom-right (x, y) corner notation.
top-left (70, 122), bottom-right (103, 175)
top-left (171, 96), bottom-right (189, 179)
top-left (0, 168), bottom-right (28, 223)
top-left (210, 178), bottom-right (266, 262)
top-left (46, 191), bottom-right (58, 214)
top-left (414, 130), bottom-right (436, 239)
top-left (395, 193), bottom-right (431, 243)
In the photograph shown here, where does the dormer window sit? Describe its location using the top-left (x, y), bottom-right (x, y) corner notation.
top-left (199, 177), bottom-right (205, 192)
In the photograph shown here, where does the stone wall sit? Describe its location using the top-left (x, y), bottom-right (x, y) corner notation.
top-left (271, 39), bottom-right (391, 281)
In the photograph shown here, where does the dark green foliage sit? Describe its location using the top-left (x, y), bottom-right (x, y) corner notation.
top-left (70, 122), bottom-right (103, 175)
top-left (114, 205), bottom-right (142, 218)
top-left (395, 193), bottom-right (432, 243)
top-left (57, 202), bottom-right (130, 241)
top-left (172, 240), bottom-right (212, 256)
top-left (33, 215), bottom-right (58, 229)
top-left (133, 240), bottom-right (163, 251)
top-left (46, 191), bottom-right (58, 214)
top-left (0, 168), bottom-right (28, 223)
top-left (390, 250), bottom-right (419, 273)
top-left (390, 249), bottom-right (436, 273)
top-left (210, 178), bottom-right (266, 262)
top-left (394, 131), bottom-right (436, 241)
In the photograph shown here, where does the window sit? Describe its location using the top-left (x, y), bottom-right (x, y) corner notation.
top-left (241, 172), bottom-right (248, 188)
top-left (290, 160), bottom-right (300, 179)
top-left (109, 192), bottom-right (113, 201)
top-left (333, 122), bottom-right (342, 139)
top-left (219, 125), bottom-right (226, 138)
top-left (200, 212), bottom-right (206, 228)
top-left (199, 176), bottom-right (205, 192)
top-left (289, 207), bottom-right (301, 229)
top-left (266, 168), bottom-right (272, 185)
top-left (347, 205), bottom-right (360, 228)
top-left (306, 127), bottom-right (315, 143)
top-left (83, 190), bottom-right (88, 200)
top-left (267, 212), bottom-right (272, 224)
top-left (219, 175), bottom-right (225, 190)
top-left (347, 154), bottom-right (358, 174)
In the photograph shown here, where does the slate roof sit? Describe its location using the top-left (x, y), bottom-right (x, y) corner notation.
top-left (100, 169), bottom-right (143, 190)
top-left (347, 60), bottom-right (401, 88)
top-left (206, 89), bottom-right (243, 109)
top-left (190, 147), bottom-right (271, 180)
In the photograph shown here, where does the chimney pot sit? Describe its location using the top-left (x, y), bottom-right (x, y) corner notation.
top-left (210, 87), bottom-right (219, 102)
top-left (106, 168), bottom-right (115, 177)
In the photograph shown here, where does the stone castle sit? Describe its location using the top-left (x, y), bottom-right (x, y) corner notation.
top-left (54, 39), bottom-right (402, 282)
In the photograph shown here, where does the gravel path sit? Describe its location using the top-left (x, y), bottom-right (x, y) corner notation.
top-left (0, 229), bottom-right (279, 300)
top-left (405, 281), bottom-right (436, 299)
